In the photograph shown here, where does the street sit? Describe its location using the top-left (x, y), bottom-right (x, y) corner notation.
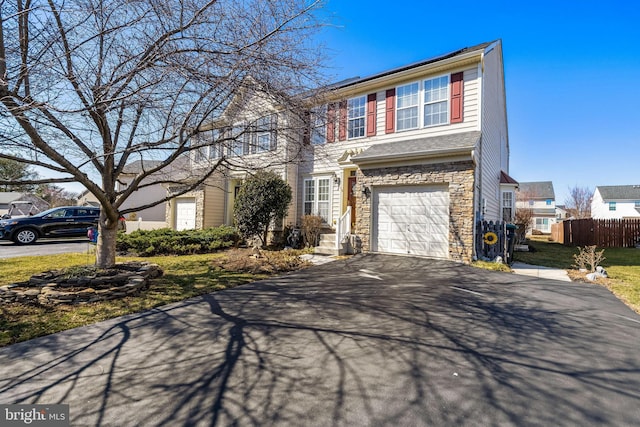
top-left (0, 239), bottom-right (94, 259)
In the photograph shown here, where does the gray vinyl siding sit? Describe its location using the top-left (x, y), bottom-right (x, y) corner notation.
top-left (478, 42), bottom-right (509, 221)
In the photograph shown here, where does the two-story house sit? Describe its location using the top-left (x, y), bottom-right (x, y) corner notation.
top-left (166, 40), bottom-right (512, 263)
top-left (591, 185), bottom-right (640, 219)
top-left (516, 181), bottom-right (556, 233)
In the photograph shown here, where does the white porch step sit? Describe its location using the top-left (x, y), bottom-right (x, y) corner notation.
top-left (314, 233), bottom-right (349, 256)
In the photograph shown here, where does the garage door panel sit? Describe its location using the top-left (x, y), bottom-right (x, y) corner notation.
top-left (373, 185), bottom-right (449, 259)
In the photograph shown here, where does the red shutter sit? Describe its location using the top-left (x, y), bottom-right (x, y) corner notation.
top-left (450, 72), bottom-right (464, 124)
top-left (385, 88), bottom-right (395, 134)
top-left (326, 103), bottom-right (335, 143)
top-left (366, 93), bottom-right (377, 137)
top-left (338, 100), bottom-right (347, 141)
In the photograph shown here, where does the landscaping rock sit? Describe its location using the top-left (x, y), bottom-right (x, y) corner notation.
top-left (0, 262), bottom-right (163, 306)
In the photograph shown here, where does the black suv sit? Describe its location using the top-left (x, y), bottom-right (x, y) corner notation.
top-left (0, 206), bottom-right (100, 244)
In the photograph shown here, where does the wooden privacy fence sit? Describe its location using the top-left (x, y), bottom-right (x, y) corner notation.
top-left (562, 218), bottom-right (640, 248)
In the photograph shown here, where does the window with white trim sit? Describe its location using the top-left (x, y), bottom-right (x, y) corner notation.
top-left (303, 177), bottom-right (331, 222)
top-left (254, 114), bottom-right (277, 153)
top-left (228, 126), bottom-right (247, 157)
top-left (502, 191), bottom-right (514, 222)
top-left (423, 75), bottom-right (449, 127)
top-left (310, 106), bottom-right (327, 145)
top-left (396, 82), bottom-right (419, 131)
top-left (609, 202), bottom-right (617, 211)
top-left (535, 218), bottom-right (549, 230)
top-left (347, 96), bottom-right (366, 139)
top-left (191, 131), bottom-right (209, 163)
top-left (209, 129), bottom-right (221, 159)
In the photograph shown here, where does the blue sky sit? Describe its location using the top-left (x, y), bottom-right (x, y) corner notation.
top-left (315, 0), bottom-right (640, 204)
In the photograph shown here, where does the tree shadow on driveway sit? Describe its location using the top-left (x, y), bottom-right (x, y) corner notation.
top-left (1, 254), bottom-right (639, 426)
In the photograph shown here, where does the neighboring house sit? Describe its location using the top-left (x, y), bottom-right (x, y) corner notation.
top-left (0, 192), bottom-right (49, 217)
top-left (168, 40), bottom-right (512, 263)
top-left (117, 160), bottom-right (174, 222)
top-left (516, 181), bottom-right (556, 233)
top-left (591, 185), bottom-right (640, 219)
top-left (77, 189), bottom-right (101, 207)
top-left (555, 204), bottom-right (569, 221)
top-left (0, 192), bottom-right (24, 216)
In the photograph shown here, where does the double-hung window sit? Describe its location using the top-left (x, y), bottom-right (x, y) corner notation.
top-left (609, 202), bottom-right (617, 211)
top-left (303, 177), bottom-right (331, 222)
top-left (209, 129), bottom-right (221, 159)
top-left (396, 82), bottom-right (419, 131)
top-left (423, 75), bottom-right (449, 127)
top-left (228, 126), bottom-right (247, 157)
top-left (255, 114), bottom-right (277, 153)
top-left (191, 131), bottom-right (209, 163)
top-left (310, 105), bottom-right (327, 145)
top-left (347, 96), bottom-right (366, 139)
top-left (395, 75), bottom-right (450, 130)
top-left (502, 191), bottom-right (514, 222)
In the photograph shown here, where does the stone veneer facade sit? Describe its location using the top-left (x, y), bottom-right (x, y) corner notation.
top-left (355, 161), bottom-right (476, 263)
top-left (165, 188), bottom-right (206, 230)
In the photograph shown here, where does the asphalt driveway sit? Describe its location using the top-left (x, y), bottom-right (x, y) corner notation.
top-left (1, 254), bottom-right (639, 426)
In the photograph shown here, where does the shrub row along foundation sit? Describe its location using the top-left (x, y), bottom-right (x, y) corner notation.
top-left (0, 262), bottom-right (162, 306)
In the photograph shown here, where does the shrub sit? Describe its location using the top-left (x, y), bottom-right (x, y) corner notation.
top-left (301, 215), bottom-right (323, 247)
top-left (234, 171), bottom-right (292, 246)
top-left (116, 226), bottom-right (240, 256)
top-left (572, 245), bottom-right (606, 272)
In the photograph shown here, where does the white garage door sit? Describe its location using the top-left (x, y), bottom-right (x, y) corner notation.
top-left (175, 198), bottom-right (196, 231)
top-left (373, 185), bottom-right (449, 258)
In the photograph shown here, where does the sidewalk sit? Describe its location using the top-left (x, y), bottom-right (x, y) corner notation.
top-left (299, 253), bottom-right (338, 265)
top-left (511, 262), bottom-right (571, 282)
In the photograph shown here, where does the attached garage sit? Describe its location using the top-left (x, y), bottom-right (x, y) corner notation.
top-left (175, 198), bottom-right (196, 231)
top-left (372, 185), bottom-right (450, 258)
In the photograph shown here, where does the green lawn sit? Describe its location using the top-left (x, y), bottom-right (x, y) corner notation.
top-left (514, 238), bottom-right (640, 314)
top-left (0, 250), bottom-right (303, 347)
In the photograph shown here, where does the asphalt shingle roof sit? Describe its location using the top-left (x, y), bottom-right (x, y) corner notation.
top-left (351, 131), bottom-right (481, 163)
top-left (518, 182), bottom-right (555, 200)
top-left (597, 185), bottom-right (640, 200)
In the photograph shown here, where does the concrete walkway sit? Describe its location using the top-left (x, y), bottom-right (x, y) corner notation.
top-left (299, 253), bottom-right (339, 265)
top-left (511, 261), bottom-right (571, 282)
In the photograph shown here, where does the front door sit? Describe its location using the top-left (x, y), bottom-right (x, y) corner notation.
top-left (347, 175), bottom-right (357, 227)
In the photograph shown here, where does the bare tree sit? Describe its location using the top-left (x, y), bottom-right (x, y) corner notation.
top-left (565, 185), bottom-right (592, 219)
top-left (0, 0), bottom-right (326, 267)
top-left (514, 189), bottom-right (536, 243)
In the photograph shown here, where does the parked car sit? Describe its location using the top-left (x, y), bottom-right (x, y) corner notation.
top-left (0, 206), bottom-right (100, 244)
